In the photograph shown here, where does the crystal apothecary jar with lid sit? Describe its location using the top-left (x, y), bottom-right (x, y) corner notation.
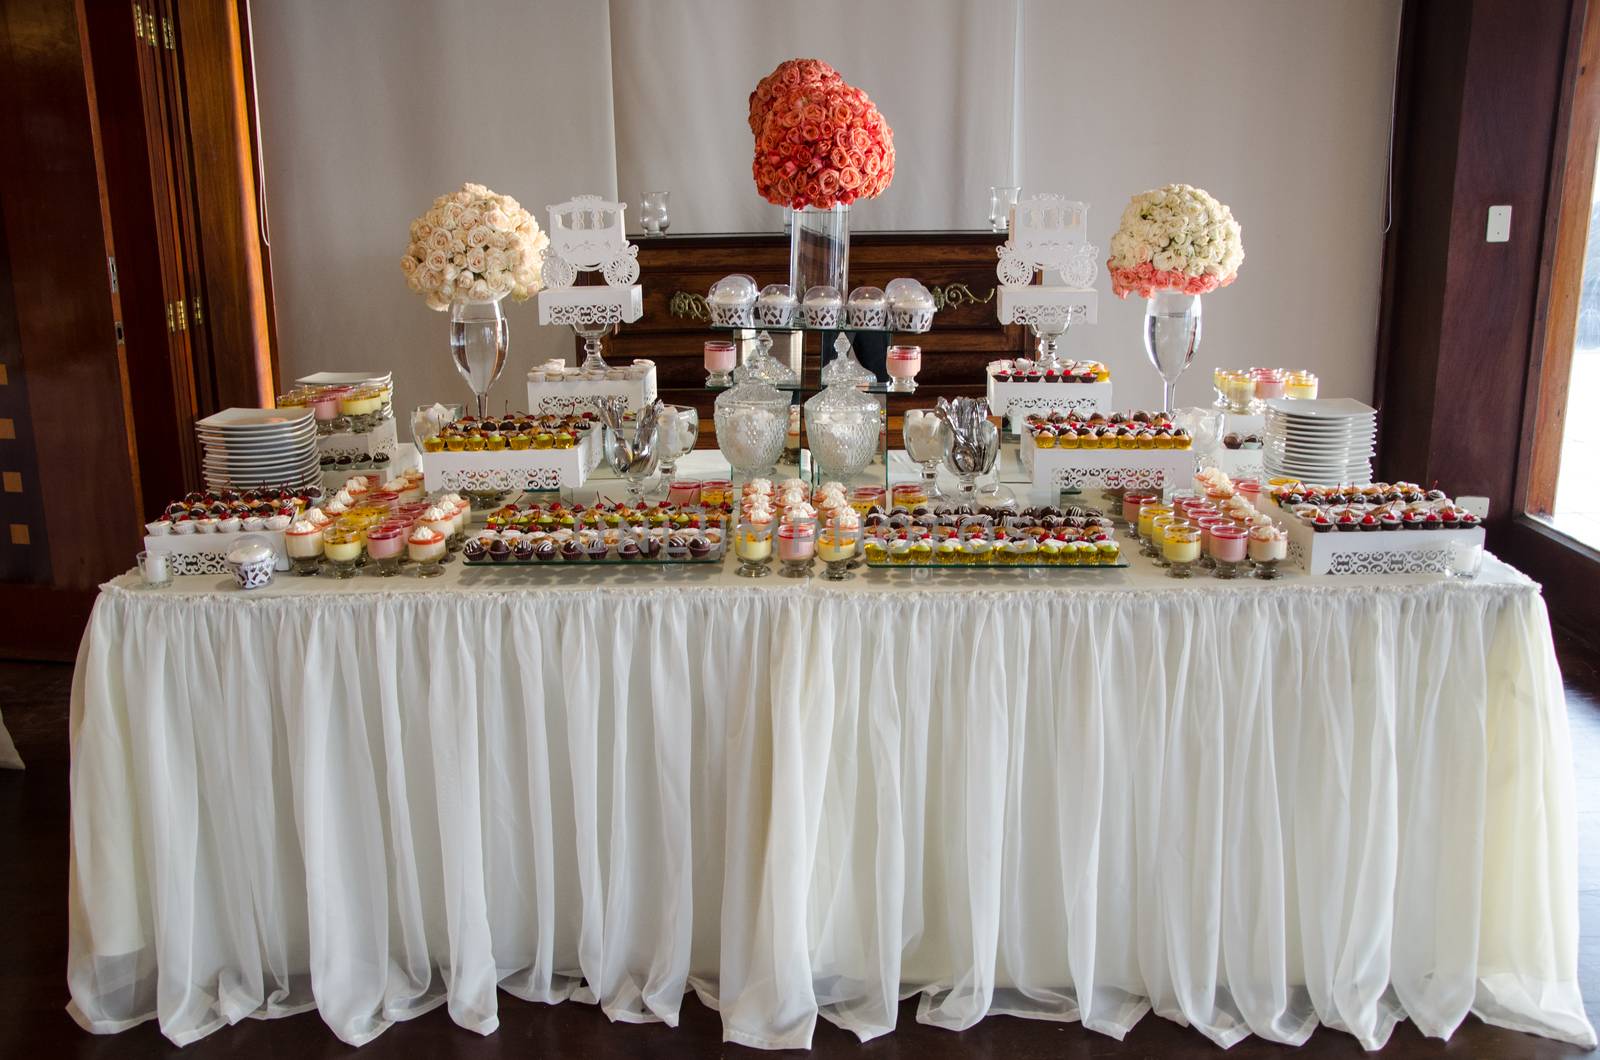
top-left (804, 340), bottom-right (881, 482)
top-left (714, 364), bottom-right (790, 480)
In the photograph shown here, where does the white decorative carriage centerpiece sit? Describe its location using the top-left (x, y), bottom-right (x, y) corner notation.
top-left (990, 195), bottom-right (1112, 428)
top-left (536, 196), bottom-right (644, 371)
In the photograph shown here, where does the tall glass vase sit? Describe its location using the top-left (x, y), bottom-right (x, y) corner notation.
top-left (1143, 290), bottom-right (1202, 414)
top-left (449, 297), bottom-right (508, 419)
top-left (789, 204), bottom-right (850, 299)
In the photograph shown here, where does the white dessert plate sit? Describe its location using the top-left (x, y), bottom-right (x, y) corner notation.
top-left (197, 407), bottom-right (316, 432)
top-left (1263, 397), bottom-right (1376, 419)
top-left (295, 371), bottom-right (393, 387)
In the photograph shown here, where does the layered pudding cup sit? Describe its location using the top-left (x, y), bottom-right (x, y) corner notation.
top-left (321, 525), bottom-right (363, 579)
top-left (364, 491), bottom-right (401, 514)
top-left (1148, 515), bottom-right (1183, 567)
top-left (407, 526), bottom-right (448, 577)
top-left (1250, 368), bottom-right (1287, 402)
top-left (284, 521), bottom-right (325, 575)
top-left (886, 345), bottom-right (921, 392)
top-left (1285, 371), bottom-right (1319, 400)
top-left (1136, 503), bottom-right (1173, 557)
top-left (339, 387), bottom-right (385, 432)
top-left (816, 525), bottom-right (861, 580)
top-left (777, 519), bottom-right (816, 577)
top-left (1209, 523), bottom-right (1249, 578)
top-left (1162, 524), bottom-right (1203, 578)
top-left (308, 389), bottom-right (342, 434)
top-left (704, 340), bottom-right (737, 387)
top-left (701, 480), bottom-right (732, 507)
top-left (1121, 490), bottom-right (1159, 529)
top-left (1233, 479), bottom-right (1262, 509)
top-left (734, 521), bottom-right (775, 578)
top-left (1195, 515), bottom-right (1233, 570)
top-left (364, 523), bottom-right (406, 576)
top-left (668, 480), bottom-right (703, 508)
top-left (1248, 526), bottom-right (1288, 578)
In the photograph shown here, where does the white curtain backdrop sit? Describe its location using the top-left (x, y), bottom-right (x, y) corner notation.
top-left (607, 0), bottom-right (1015, 234)
top-left (251, 0), bottom-right (1400, 422)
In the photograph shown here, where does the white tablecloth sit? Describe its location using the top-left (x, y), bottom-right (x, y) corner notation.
top-left (66, 555), bottom-right (1595, 1050)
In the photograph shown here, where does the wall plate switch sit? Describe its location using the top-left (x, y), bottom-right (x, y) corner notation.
top-left (1486, 205), bottom-right (1512, 243)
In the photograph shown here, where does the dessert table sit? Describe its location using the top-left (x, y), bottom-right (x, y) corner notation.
top-left (65, 549), bottom-right (1594, 1051)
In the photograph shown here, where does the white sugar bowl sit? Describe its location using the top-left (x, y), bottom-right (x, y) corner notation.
top-left (226, 539), bottom-right (276, 591)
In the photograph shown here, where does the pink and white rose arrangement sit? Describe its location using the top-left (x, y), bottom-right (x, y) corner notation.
top-left (401, 182), bottom-right (549, 310)
top-left (749, 59), bottom-right (894, 211)
top-left (1107, 184), bottom-right (1243, 299)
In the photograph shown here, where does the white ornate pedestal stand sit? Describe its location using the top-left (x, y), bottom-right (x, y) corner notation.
top-left (537, 196), bottom-right (644, 372)
top-left (992, 195), bottom-right (1111, 427)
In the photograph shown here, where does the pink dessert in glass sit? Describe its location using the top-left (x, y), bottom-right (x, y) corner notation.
top-left (365, 524), bottom-right (405, 575)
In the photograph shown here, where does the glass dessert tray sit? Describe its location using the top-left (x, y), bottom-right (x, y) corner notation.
top-left (866, 558), bottom-right (1129, 570)
top-left (461, 552), bottom-right (725, 568)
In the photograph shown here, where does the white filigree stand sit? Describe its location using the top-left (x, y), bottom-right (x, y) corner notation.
top-left (421, 428), bottom-right (602, 494)
top-left (1265, 497), bottom-right (1487, 575)
top-left (1029, 446), bottom-right (1196, 495)
top-left (143, 530), bottom-right (291, 574)
top-left (987, 370), bottom-right (1113, 431)
top-left (527, 366), bottom-right (657, 416)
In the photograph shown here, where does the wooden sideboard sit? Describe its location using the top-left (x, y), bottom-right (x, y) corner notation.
top-left (579, 230), bottom-right (1027, 439)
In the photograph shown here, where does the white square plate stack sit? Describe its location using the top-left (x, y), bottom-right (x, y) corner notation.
top-left (197, 407), bottom-right (320, 491)
top-left (1262, 397), bottom-right (1376, 485)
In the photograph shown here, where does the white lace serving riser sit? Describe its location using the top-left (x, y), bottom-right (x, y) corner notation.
top-left (544, 302), bottom-right (629, 327)
top-left (435, 468), bottom-right (566, 492)
top-left (162, 551), bottom-right (234, 577)
top-left (1051, 466), bottom-right (1171, 491)
top-left (1002, 395), bottom-right (1105, 420)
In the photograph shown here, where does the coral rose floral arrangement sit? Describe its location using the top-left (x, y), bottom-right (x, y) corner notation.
top-left (749, 58), bottom-right (895, 211)
top-left (1107, 183), bottom-right (1244, 299)
top-left (400, 182), bottom-right (549, 310)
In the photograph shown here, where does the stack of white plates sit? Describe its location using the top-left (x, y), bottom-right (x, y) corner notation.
top-left (197, 407), bottom-right (320, 491)
top-left (1262, 397), bottom-right (1376, 485)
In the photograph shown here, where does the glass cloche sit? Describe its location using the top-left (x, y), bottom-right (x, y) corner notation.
top-left (804, 337), bottom-right (881, 482)
top-left (714, 361), bottom-right (790, 480)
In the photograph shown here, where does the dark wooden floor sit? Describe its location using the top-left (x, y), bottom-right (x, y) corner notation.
top-left (3, 634), bottom-right (1597, 1059)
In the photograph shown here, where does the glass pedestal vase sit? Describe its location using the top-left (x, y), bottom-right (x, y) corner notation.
top-left (789, 204), bottom-right (850, 301)
top-left (1143, 290), bottom-right (1202, 414)
top-left (450, 297), bottom-right (509, 420)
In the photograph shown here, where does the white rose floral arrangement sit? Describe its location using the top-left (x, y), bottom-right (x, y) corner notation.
top-left (400, 182), bottom-right (549, 310)
top-left (1107, 183), bottom-right (1244, 299)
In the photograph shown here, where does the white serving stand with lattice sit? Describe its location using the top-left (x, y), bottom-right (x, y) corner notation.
top-left (994, 195), bottom-right (1105, 424)
top-left (421, 428), bottom-right (602, 494)
top-left (142, 529), bottom-right (291, 575)
top-left (986, 365), bottom-right (1112, 429)
top-left (1263, 496), bottom-right (1488, 575)
top-left (536, 196), bottom-right (644, 371)
top-left (1029, 446), bottom-right (1197, 495)
top-left (526, 364), bottom-right (657, 416)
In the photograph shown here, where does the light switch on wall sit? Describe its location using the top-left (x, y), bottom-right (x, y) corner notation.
top-left (1486, 205), bottom-right (1512, 243)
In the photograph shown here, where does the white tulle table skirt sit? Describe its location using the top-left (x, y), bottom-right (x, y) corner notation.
top-left (66, 560), bottom-right (1594, 1050)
